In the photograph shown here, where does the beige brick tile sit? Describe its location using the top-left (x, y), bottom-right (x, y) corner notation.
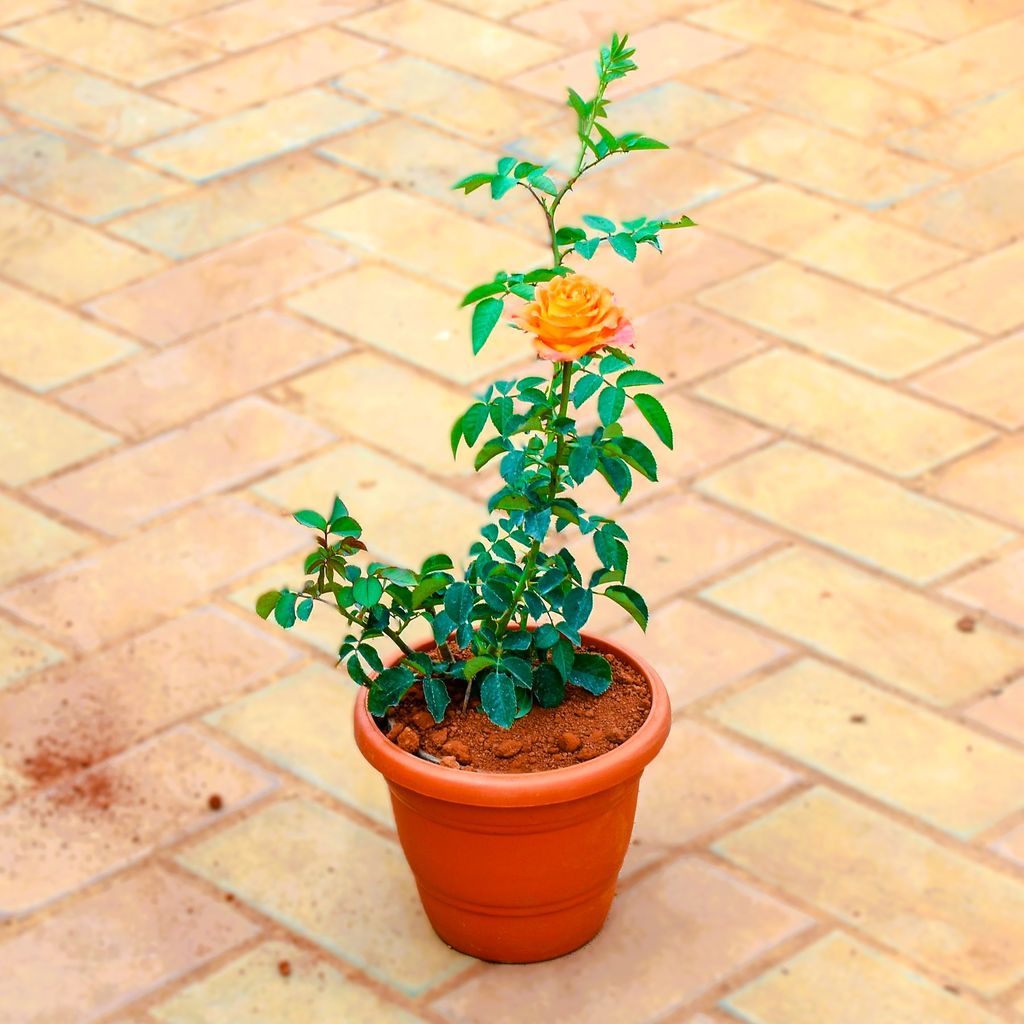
top-left (993, 822), bottom-right (1024, 870)
top-left (511, 21), bottom-right (745, 101)
top-left (306, 188), bottom-right (548, 291)
top-left (90, 0), bottom-right (237, 23)
top-left (177, 797), bottom-right (470, 994)
top-left (511, 0), bottom-right (712, 50)
top-left (611, 598), bottom-right (789, 707)
top-left (0, 491), bottom-right (87, 587)
top-left (61, 310), bottom-right (347, 438)
top-left (569, 226), bottom-right (766, 315)
top-left (0, 606), bottom-right (298, 778)
top-left (275, 350), bottom-right (474, 477)
top-left (698, 113), bottom-right (946, 208)
top-left (690, 0), bottom-right (923, 70)
top-left (635, 719), bottom-right (796, 847)
top-left (945, 548), bottom-right (1024, 632)
top-left (253, 441), bottom-right (483, 568)
top-left (699, 262), bottom-right (975, 378)
top-left (0, 728), bottom-right (275, 915)
top-left (135, 88), bottom-right (374, 182)
top-left (110, 153), bottom-right (371, 259)
top-left (697, 349), bottom-right (993, 477)
top-left (336, 56), bottom-right (561, 147)
top-left (5, 7), bottom-right (218, 86)
top-left (635, 302), bottom-right (766, 386)
top-left (208, 665), bottom-right (392, 827)
top-left (966, 676), bottom-right (1024, 745)
top-left (714, 658), bottom-right (1024, 837)
top-left (693, 47), bottom-right (938, 138)
top-left (177, 0), bottom-right (376, 52)
top-left (715, 786), bottom-right (1024, 994)
top-left (0, 866), bottom-right (258, 1021)
top-left (434, 856), bottom-right (809, 1024)
top-left (0, 194), bottom-right (163, 303)
top-left (0, 64), bottom-right (196, 146)
top-left (901, 241), bottom-right (1024, 335)
top-left (0, 496), bottom-right (303, 650)
top-left (892, 154), bottom-right (1024, 253)
top-left (0, 130), bottom-right (186, 222)
top-left (0, 0), bottom-right (66, 26)
top-left (0, 619), bottom-right (63, 689)
top-left (317, 118), bottom-right (498, 212)
top-left (345, 0), bottom-right (559, 80)
top-left (87, 228), bottom-right (352, 346)
top-left (725, 931), bottom-right (1004, 1024)
top-left (868, 0), bottom-right (1024, 39)
top-left (446, 0), bottom-right (548, 15)
top-left (0, 381), bottom-right (117, 486)
top-left (583, 495), bottom-right (778, 632)
top-left (0, 38), bottom-right (45, 78)
top-left (287, 264), bottom-right (526, 385)
top-left (933, 436), bottom-right (1024, 529)
top-left (33, 397), bottom-right (332, 534)
top-left (698, 442), bottom-right (1011, 583)
top-left (890, 86), bottom-right (1024, 172)
top-left (150, 939), bottom-right (425, 1024)
top-left (0, 280), bottom-right (136, 391)
top-left (697, 183), bottom-right (846, 254)
top-left (703, 547), bottom-right (1024, 705)
top-left (876, 17), bottom-right (1024, 103)
top-left (155, 28), bottom-right (385, 116)
top-left (913, 331), bottom-right (1024, 429)
top-left (603, 80), bottom-right (748, 142)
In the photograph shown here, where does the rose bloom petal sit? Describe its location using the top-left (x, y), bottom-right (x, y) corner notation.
top-left (521, 274), bottom-right (632, 361)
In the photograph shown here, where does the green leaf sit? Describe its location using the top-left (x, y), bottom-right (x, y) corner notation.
top-left (503, 630), bottom-right (532, 651)
top-left (423, 674), bottom-right (450, 723)
top-left (566, 86), bottom-right (589, 119)
top-left (471, 297), bottom-right (503, 355)
top-left (582, 213), bottom-right (616, 233)
top-left (464, 654), bottom-right (496, 680)
top-left (368, 666), bottom-right (414, 716)
top-left (552, 637), bottom-right (574, 682)
top-left (460, 280), bottom-right (506, 307)
top-left (274, 590), bottom-right (297, 628)
top-left (597, 454), bottom-right (632, 501)
top-left (293, 509), bottom-right (327, 530)
top-left (329, 495), bottom-right (348, 522)
top-left (411, 575), bottom-right (448, 607)
top-left (555, 225), bottom-right (587, 244)
top-left (534, 663), bottom-right (565, 708)
top-left (598, 385), bottom-right (626, 426)
top-left (462, 402), bottom-right (489, 446)
top-left (572, 373), bottom-right (604, 406)
top-left (569, 651), bottom-right (612, 695)
top-left (381, 566), bottom-right (417, 586)
top-left (497, 156), bottom-right (516, 175)
top-left (255, 590), bottom-right (281, 620)
top-left (568, 442), bottom-right (599, 483)
top-left (624, 135), bottom-right (669, 150)
top-left (490, 175), bottom-right (517, 199)
top-left (661, 215), bottom-right (697, 229)
top-left (474, 438), bottom-right (507, 471)
top-left (534, 623), bottom-right (560, 649)
top-left (296, 597), bottom-right (313, 621)
top-left (514, 160), bottom-right (539, 178)
top-left (563, 588), bottom-right (593, 630)
top-left (444, 582), bottom-right (475, 624)
top-left (480, 671), bottom-right (516, 729)
top-left (575, 237), bottom-right (600, 259)
top-left (352, 576), bottom-right (384, 608)
top-left (617, 437), bottom-right (658, 481)
top-left (609, 233), bottom-right (637, 262)
top-left (633, 393), bottom-right (674, 449)
top-left (422, 554), bottom-right (454, 574)
top-left (603, 584), bottom-right (649, 630)
top-left (530, 174), bottom-right (557, 196)
top-left (502, 656), bottom-right (533, 689)
top-left (452, 172), bottom-right (493, 194)
top-left (328, 515), bottom-right (361, 537)
top-left (594, 530), bottom-right (627, 572)
top-left (616, 369), bottom-right (663, 388)
top-left (450, 412), bottom-right (464, 457)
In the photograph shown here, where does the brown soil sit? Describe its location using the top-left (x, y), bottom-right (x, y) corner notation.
top-left (384, 643), bottom-right (651, 773)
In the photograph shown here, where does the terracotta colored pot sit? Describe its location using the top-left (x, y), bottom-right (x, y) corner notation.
top-left (353, 631), bottom-right (671, 963)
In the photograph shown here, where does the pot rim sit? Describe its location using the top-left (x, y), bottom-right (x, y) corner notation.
top-left (353, 631), bottom-right (672, 807)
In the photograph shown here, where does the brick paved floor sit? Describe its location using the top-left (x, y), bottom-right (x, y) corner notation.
top-left (1, 1), bottom-right (1023, 1021)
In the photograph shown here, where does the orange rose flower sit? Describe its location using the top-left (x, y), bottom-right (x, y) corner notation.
top-left (517, 274), bottom-right (635, 362)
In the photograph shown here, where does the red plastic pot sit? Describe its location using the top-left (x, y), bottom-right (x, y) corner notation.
top-left (353, 631), bottom-right (671, 963)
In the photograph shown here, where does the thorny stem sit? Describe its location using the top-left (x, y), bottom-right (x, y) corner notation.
top-left (305, 592), bottom-right (419, 660)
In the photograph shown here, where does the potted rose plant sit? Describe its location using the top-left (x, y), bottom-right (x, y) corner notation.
top-left (257, 35), bottom-right (693, 963)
